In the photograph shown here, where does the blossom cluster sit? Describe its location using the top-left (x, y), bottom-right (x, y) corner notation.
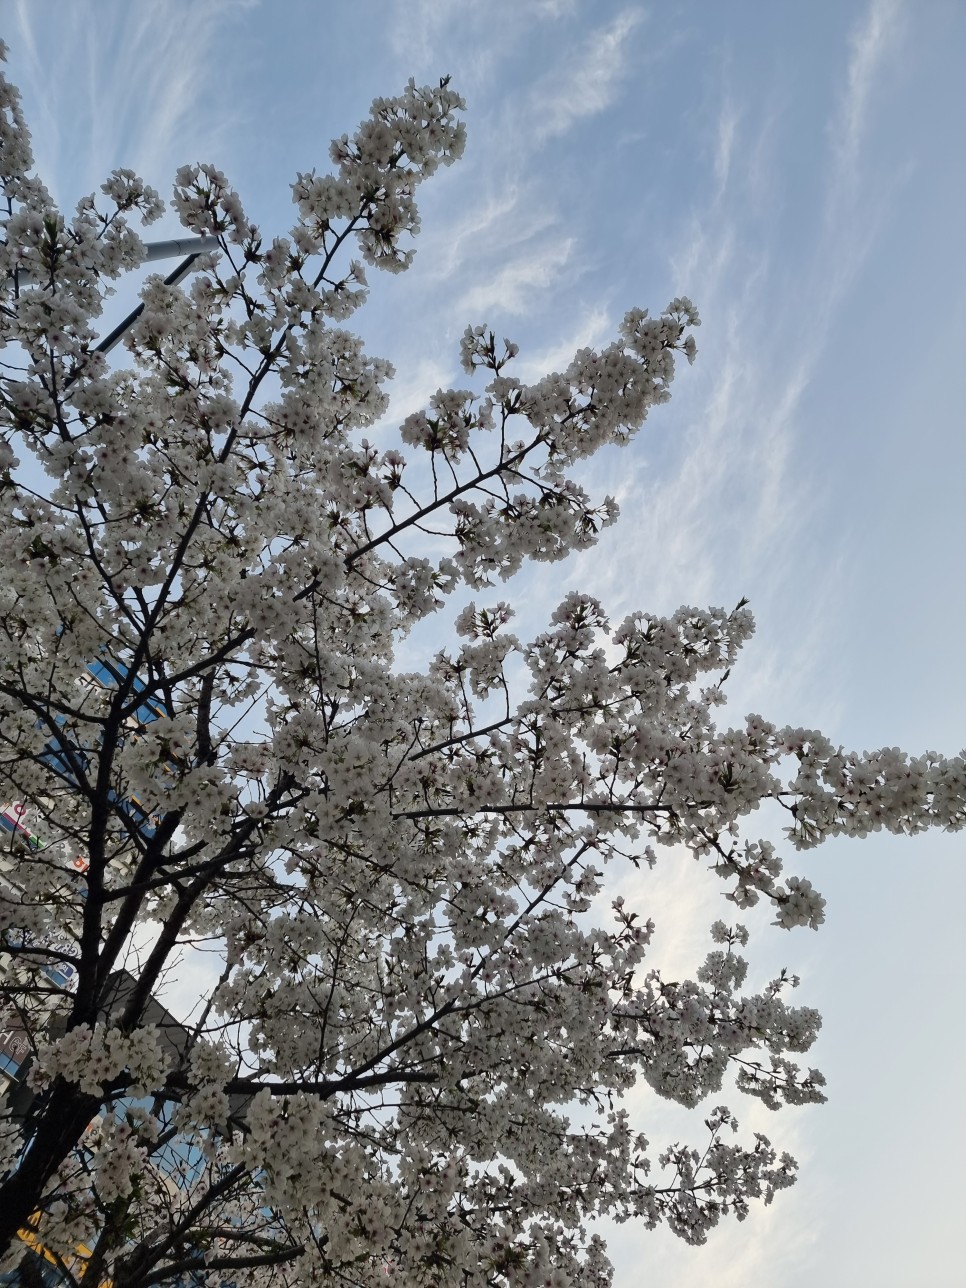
top-left (27, 1023), bottom-right (169, 1098)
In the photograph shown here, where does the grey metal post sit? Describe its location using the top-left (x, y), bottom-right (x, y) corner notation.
top-left (6, 234), bottom-right (222, 355)
top-left (94, 238), bottom-right (222, 354)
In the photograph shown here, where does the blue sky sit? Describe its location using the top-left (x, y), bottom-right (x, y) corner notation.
top-left (6, 1), bottom-right (965, 1284)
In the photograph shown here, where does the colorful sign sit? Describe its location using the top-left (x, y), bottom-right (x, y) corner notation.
top-left (0, 802), bottom-right (88, 873)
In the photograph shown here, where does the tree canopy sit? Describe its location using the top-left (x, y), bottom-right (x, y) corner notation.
top-left (0, 45), bottom-right (962, 1288)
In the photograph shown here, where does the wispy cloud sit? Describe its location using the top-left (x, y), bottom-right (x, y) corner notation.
top-left (373, 353), bottom-right (454, 440)
top-left (834, 0), bottom-right (904, 181)
top-left (713, 96), bottom-right (740, 199)
top-left (419, 184), bottom-right (567, 289)
top-left (572, 0), bottom-right (908, 726)
top-left (9, 0), bottom-right (256, 208)
top-left (389, 0), bottom-right (597, 84)
top-left (534, 0), bottom-right (580, 18)
top-left (388, 0), bottom-right (465, 70)
top-left (458, 235), bottom-right (575, 316)
top-left (813, 0), bottom-right (906, 316)
top-left (514, 306), bottom-right (612, 381)
top-left (530, 7), bottom-right (645, 140)
top-left (11, 0), bottom-right (39, 62)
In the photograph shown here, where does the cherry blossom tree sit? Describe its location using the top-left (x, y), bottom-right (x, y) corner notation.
top-left (0, 44), bottom-right (962, 1288)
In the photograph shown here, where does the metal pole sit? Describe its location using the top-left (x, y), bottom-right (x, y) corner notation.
top-left (94, 247), bottom-right (218, 355)
top-left (7, 234), bottom-right (222, 357)
top-left (7, 233), bottom-right (220, 290)
top-left (141, 235), bottom-right (221, 264)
